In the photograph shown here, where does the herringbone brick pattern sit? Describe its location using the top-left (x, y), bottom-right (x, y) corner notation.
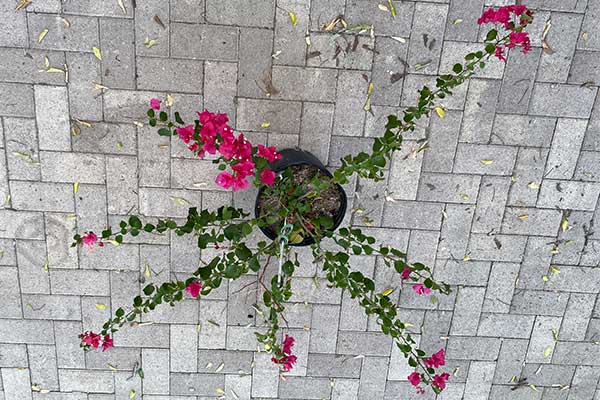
top-left (1, 0), bottom-right (600, 399)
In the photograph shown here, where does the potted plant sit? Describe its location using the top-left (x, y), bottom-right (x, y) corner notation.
top-left (75, 6), bottom-right (533, 394)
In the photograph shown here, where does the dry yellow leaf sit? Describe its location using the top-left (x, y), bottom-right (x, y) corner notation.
top-left (44, 56), bottom-right (50, 69)
top-left (543, 347), bottom-right (552, 357)
top-left (144, 263), bottom-right (151, 278)
top-left (367, 82), bottom-right (374, 94)
top-left (92, 82), bottom-right (109, 90)
top-left (561, 219), bottom-right (568, 232)
top-left (215, 362), bottom-right (225, 373)
top-left (463, 256), bottom-right (471, 262)
top-left (215, 388), bottom-right (225, 395)
top-left (528, 182), bottom-right (540, 189)
top-left (166, 93), bottom-right (174, 107)
top-left (107, 363), bottom-right (118, 371)
top-left (550, 248), bottom-right (559, 254)
top-left (46, 67), bottom-right (64, 73)
top-left (117, 0), bottom-right (127, 14)
top-left (95, 303), bottom-right (107, 310)
top-left (92, 47), bottom-right (102, 60)
top-left (518, 214), bottom-right (529, 220)
top-left (480, 159), bottom-right (494, 165)
top-left (73, 181), bottom-right (79, 194)
top-left (530, 384), bottom-right (538, 392)
top-left (388, 0), bottom-right (397, 17)
top-left (550, 266), bottom-right (560, 274)
top-left (289, 11), bottom-right (298, 26)
top-left (391, 36), bottom-right (406, 43)
top-left (582, 31), bottom-right (589, 41)
top-left (453, 19), bottom-right (463, 24)
top-left (542, 275), bottom-right (549, 282)
top-left (144, 37), bottom-right (157, 48)
top-left (378, 4), bottom-right (389, 12)
top-left (15, 0), bottom-right (31, 11)
top-left (129, 389), bottom-right (136, 399)
top-left (434, 107), bottom-right (446, 118)
top-left (61, 18), bottom-right (71, 28)
top-left (108, 240), bottom-right (120, 247)
top-left (382, 288), bottom-right (394, 296)
top-left (38, 28), bottom-right (49, 44)
top-left (261, 122), bottom-right (271, 128)
top-left (170, 196), bottom-right (190, 206)
top-left (44, 259), bottom-right (49, 273)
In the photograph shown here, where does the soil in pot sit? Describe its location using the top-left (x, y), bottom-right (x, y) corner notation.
top-left (256, 164), bottom-right (343, 242)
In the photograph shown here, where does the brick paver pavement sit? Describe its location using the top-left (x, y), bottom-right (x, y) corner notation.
top-left (1, 0), bottom-right (600, 399)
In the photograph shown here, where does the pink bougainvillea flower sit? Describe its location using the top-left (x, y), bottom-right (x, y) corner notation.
top-left (232, 175), bottom-right (250, 191)
top-left (257, 144), bottom-right (282, 162)
top-left (511, 4), bottom-right (527, 15)
top-left (197, 110), bottom-right (214, 124)
top-left (185, 281), bottom-right (202, 298)
top-left (216, 171), bottom-right (234, 189)
top-left (282, 354), bottom-right (297, 371)
top-left (424, 349), bottom-right (445, 369)
top-left (149, 98), bottom-right (161, 110)
top-left (81, 232), bottom-right (98, 248)
top-left (176, 125), bottom-right (195, 144)
top-left (101, 335), bottom-right (113, 352)
top-left (412, 283), bottom-right (431, 295)
top-left (507, 31), bottom-right (531, 54)
top-left (261, 169), bottom-right (276, 185)
top-left (494, 46), bottom-right (507, 62)
top-left (218, 140), bottom-right (237, 159)
top-left (282, 334), bottom-right (295, 355)
top-left (79, 331), bottom-right (101, 348)
top-left (232, 161), bottom-right (255, 178)
top-left (202, 139), bottom-right (217, 155)
top-left (408, 372), bottom-right (421, 386)
top-left (492, 6), bottom-right (511, 27)
top-left (477, 8), bottom-right (496, 25)
top-left (401, 267), bottom-right (411, 280)
top-left (432, 373), bottom-right (450, 390)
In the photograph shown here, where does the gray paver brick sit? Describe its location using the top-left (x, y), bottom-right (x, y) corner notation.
top-left (333, 70), bottom-right (368, 137)
top-left (477, 313), bottom-right (536, 338)
top-left (483, 262), bottom-right (520, 313)
top-left (491, 114), bottom-right (556, 148)
top-left (171, 23), bottom-right (238, 61)
top-left (137, 57), bottom-right (204, 93)
top-left (371, 37), bottom-right (409, 106)
top-left (460, 79), bottom-right (502, 144)
top-left (422, 110), bottom-right (462, 173)
top-left (1, 369), bottom-right (32, 400)
top-left (28, 14), bottom-right (99, 52)
top-left (446, 336), bottom-right (501, 361)
top-left (493, 339), bottom-right (528, 384)
top-left (346, 1), bottom-right (414, 37)
top-left (497, 48), bottom-right (541, 114)
top-left (59, 369), bottom-right (114, 393)
top-left (206, 0), bottom-right (274, 27)
top-left (272, 66), bottom-right (338, 102)
top-left (99, 18), bottom-right (135, 90)
top-left (437, 204), bottom-right (474, 259)
top-left (538, 180), bottom-right (600, 211)
top-left (0, 344), bottom-right (27, 368)
top-left (237, 98), bottom-right (302, 134)
top-left (530, 83), bottom-right (598, 119)
top-left (450, 287), bottom-right (485, 336)
top-left (66, 52), bottom-right (103, 121)
top-left (11, 181), bottom-right (74, 213)
top-left (279, 376), bottom-right (332, 399)
top-left (512, 290), bottom-right (569, 317)
top-left (0, 48), bottom-right (66, 86)
top-left (35, 86), bottom-right (71, 151)
top-left (0, 83), bottom-right (34, 118)
top-left (407, 3), bottom-right (448, 75)
top-left (0, 268), bottom-right (21, 318)
top-left (382, 200), bottom-right (444, 230)
top-left (502, 207), bottom-right (562, 236)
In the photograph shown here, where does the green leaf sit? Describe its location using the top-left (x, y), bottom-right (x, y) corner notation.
top-left (159, 111), bottom-right (168, 122)
top-left (485, 43), bottom-right (496, 54)
top-left (174, 112), bottom-right (184, 124)
top-left (142, 284), bottom-right (154, 296)
top-left (133, 296), bottom-right (142, 307)
top-left (149, 119), bottom-right (156, 127)
top-left (115, 308), bottom-right (125, 317)
top-left (158, 128), bottom-right (170, 136)
top-left (129, 216), bottom-right (142, 229)
top-left (485, 29), bottom-right (497, 41)
top-left (147, 109), bottom-right (155, 118)
top-left (143, 223), bottom-right (155, 232)
top-left (452, 63), bottom-right (462, 73)
top-left (101, 228), bottom-right (112, 238)
top-left (282, 260), bottom-right (294, 276)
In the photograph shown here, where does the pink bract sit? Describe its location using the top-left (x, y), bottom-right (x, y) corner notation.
top-left (81, 232), bottom-right (98, 248)
top-left (432, 373), bottom-right (450, 390)
top-left (185, 281), bottom-right (202, 298)
top-left (412, 283), bottom-right (431, 295)
top-left (261, 169), bottom-right (276, 185)
top-left (424, 349), bottom-right (445, 369)
top-left (401, 267), bottom-right (411, 280)
top-left (149, 98), bottom-right (161, 110)
top-left (408, 372), bottom-right (421, 386)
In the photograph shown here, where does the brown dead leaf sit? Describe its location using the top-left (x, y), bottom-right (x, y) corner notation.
top-left (306, 51), bottom-right (321, 60)
top-left (117, 0), bottom-right (127, 14)
top-left (153, 15), bottom-right (166, 29)
top-left (323, 15), bottom-right (341, 31)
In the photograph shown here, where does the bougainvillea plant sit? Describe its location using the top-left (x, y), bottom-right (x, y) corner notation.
top-left (74, 6), bottom-right (533, 395)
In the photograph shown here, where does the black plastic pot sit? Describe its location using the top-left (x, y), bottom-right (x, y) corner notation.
top-left (254, 148), bottom-right (348, 246)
